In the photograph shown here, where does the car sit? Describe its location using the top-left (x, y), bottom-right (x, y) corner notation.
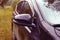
top-left (13, 0), bottom-right (60, 40)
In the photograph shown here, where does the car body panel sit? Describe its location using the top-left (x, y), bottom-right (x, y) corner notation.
top-left (31, 0), bottom-right (60, 40)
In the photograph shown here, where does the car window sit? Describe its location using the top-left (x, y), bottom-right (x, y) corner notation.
top-left (16, 1), bottom-right (32, 16)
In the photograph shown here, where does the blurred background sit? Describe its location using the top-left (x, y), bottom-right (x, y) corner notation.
top-left (0, 0), bottom-right (19, 40)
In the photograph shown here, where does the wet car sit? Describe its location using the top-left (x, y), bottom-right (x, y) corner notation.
top-left (13, 0), bottom-right (60, 40)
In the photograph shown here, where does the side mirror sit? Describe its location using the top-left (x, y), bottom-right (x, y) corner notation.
top-left (13, 14), bottom-right (34, 27)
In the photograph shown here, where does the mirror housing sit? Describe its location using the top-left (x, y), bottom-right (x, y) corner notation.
top-left (13, 14), bottom-right (34, 27)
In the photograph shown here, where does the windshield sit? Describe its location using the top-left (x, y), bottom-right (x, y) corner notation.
top-left (36, 0), bottom-right (60, 25)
